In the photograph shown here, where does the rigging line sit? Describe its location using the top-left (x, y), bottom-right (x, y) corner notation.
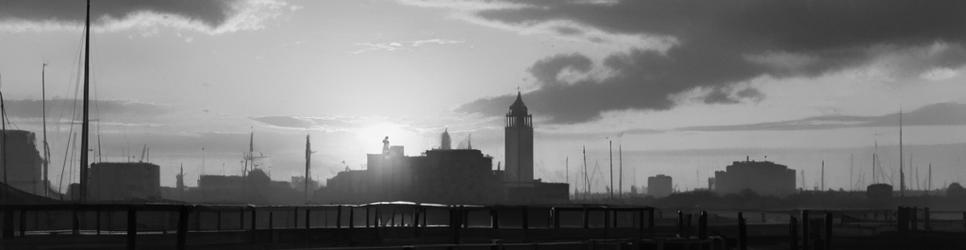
top-left (56, 131), bottom-right (74, 194)
top-left (68, 132), bottom-right (78, 191)
top-left (54, 28), bottom-right (86, 192)
top-left (57, 33), bottom-right (86, 193)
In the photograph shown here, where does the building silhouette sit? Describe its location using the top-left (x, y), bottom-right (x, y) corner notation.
top-left (0, 130), bottom-right (45, 195)
top-left (319, 93), bottom-right (567, 205)
top-left (647, 174), bottom-right (673, 198)
top-left (440, 129), bottom-right (451, 150)
top-left (711, 157), bottom-right (796, 197)
top-left (505, 92), bottom-right (533, 183)
top-left (88, 162), bottom-right (160, 201)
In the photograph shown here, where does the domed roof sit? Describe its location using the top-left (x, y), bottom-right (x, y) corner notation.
top-left (508, 91), bottom-right (528, 115)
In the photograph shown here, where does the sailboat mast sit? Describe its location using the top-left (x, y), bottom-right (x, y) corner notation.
top-left (1, 73), bottom-right (7, 186)
top-left (582, 146), bottom-right (587, 196)
top-left (42, 63), bottom-right (50, 196)
top-left (304, 134), bottom-right (311, 204)
top-left (78, 0), bottom-right (92, 202)
top-left (618, 144), bottom-right (622, 198)
top-left (899, 109), bottom-right (904, 199)
top-left (608, 140), bottom-right (613, 199)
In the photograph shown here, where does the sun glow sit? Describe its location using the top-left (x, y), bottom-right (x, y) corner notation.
top-left (354, 122), bottom-right (425, 155)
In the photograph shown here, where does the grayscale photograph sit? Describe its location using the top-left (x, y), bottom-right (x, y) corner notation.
top-left (1, 0), bottom-right (965, 249)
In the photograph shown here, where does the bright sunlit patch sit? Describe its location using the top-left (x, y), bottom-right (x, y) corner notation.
top-left (354, 122), bottom-right (418, 154)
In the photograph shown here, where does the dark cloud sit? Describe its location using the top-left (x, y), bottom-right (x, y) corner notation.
top-left (682, 102), bottom-right (966, 131)
top-left (3, 99), bottom-right (168, 119)
top-left (456, 0), bottom-right (966, 123)
top-left (251, 116), bottom-right (360, 130)
top-left (0, 0), bottom-right (232, 27)
top-left (529, 53), bottom-right (593, 86)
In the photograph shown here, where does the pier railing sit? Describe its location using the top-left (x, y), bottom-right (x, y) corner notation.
top-left (0, 203), bottom-right (659, 249)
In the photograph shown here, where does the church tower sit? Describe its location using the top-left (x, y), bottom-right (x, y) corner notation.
top-left (505, 92), bottom-right (533, 182)
top-left (440, 128), bottom-right (452, 150)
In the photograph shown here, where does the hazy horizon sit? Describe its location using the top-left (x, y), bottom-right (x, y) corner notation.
top-left (1, 0), bottom-right (965, 194)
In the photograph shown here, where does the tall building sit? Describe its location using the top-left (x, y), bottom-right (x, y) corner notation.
top-left (647, 174), bottom-right (673, 198)
top-left (505, 92), bottom-right (533, 183)
top-left (318, 95), bottom-right (569, 205)
top-left (0, 130), bottom-right (45, 195)
top-left (711, 158), bottom-right (796, 197)
top-left (89, 162), bottom-right (161, 201)
top-left (440, 128), bottom-right (452, 150)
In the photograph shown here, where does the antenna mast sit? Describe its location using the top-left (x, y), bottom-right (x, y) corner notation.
top-left (609, 140), bottom-right (613, 199)
top-left (582, 146), bottom-right (588, 197)
top-left (304, 134), bottom-right (311, 204)
top-left (821, 160), bottom-right (825, 191)
top-left (1, 73), bottom-right (7, 187)
top-left (899, 109), bottom-right (905, 199)
top-left (42, 63), bottom-right (51, 196)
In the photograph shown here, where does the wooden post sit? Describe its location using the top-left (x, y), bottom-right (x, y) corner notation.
top-left (583, 207), bottom-right (590, 229)
top-left (802, 210), bottom-right (809, 250)
top-left (19, 209), bottom-right (26, 236)
top-left (268, 211), bottom-right (274, 231)
top-left (293, 207), bottom-right (298, 229)
top-left (924, 207), bottom-right (931, 231)
top-left (789, 216), bottom-right (798, 250)
top-left (216, 210), bottom-right (222, 231)
top-left (2, 207), bottom-right (13, 239)
top-left (305, 208), bottom-right (311, 229)
top-left (551, 208), bottom-right (558, 229)
top-left (698, 211), bottom-right (708, 240)
top-left (365, 206), bottom-right (370, 228)
top-left (177, 206), bottom-right (189, 250)
top-left (677, 210), bottom-right (684, 236)
top-left (95, 206), bottom-right (101, 235)
top-left (349, 207), bottom-right (355, 229)
top-left (71, 207), bottom-right (79, 236)
top-left (412, 205), bottom-right (420, 236)
top-left (492, 208), bottom-right (500, 229)
top-left (240, 207), bottom-right (245, 230)
top-left (613, 209), bottom-right (619, 228)
top-left (737, 212), bottom-right (747, 250)
top-left (638, 208), bottom-right (645, 239)
top-left (825, 212), bottom-right (833, 250)
top-left (604, 208), bottom-right (611, 230)
top-left (686, 213), bottom-right (693, 236)
top-left (648, 208), bottom-right (655, 230)
top-left (897, 206), bottom-right (908, 233)
top-left (127, 207), bottom-right (137, 250)
top-left (249, 206), bottom-right (257, 244)
top-left (521, 206), bottom-right (528, 230)
top-left (194, 209), bottom-right (201, 231)
top-left (451, 206), bottom-right (461, 244)
top-left (910, 207), bottom-right (918, 232)
top-left (336, 205), bottom-right (342, 229)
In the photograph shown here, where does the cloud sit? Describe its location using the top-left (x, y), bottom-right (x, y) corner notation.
top-left (350, 39), bottom-right (465, 54)
top-left (0, 0), bottom-right (293, 34)
top-left (251, 115), bottom-right (363, 131)
top-left (412, 0), bottom-right (966, 123)
top-left (682, 102), bottom-right (966, 131)
top-left (3, 99), bottom-right (168, 119)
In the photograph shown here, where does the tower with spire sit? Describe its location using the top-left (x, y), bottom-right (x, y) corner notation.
top-left (440, 128), bottom-right (452, 150)
top-left (505, 91), bottom-right (534, 183)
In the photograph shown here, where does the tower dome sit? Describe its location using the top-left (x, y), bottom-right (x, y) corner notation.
top-left (508, 91), bottom-right (528, 116)
top-left (440, 128), bottom-right (452, 150)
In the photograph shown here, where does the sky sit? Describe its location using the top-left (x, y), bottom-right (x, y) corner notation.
top-left (1, 0), bottom-right (965, 194)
